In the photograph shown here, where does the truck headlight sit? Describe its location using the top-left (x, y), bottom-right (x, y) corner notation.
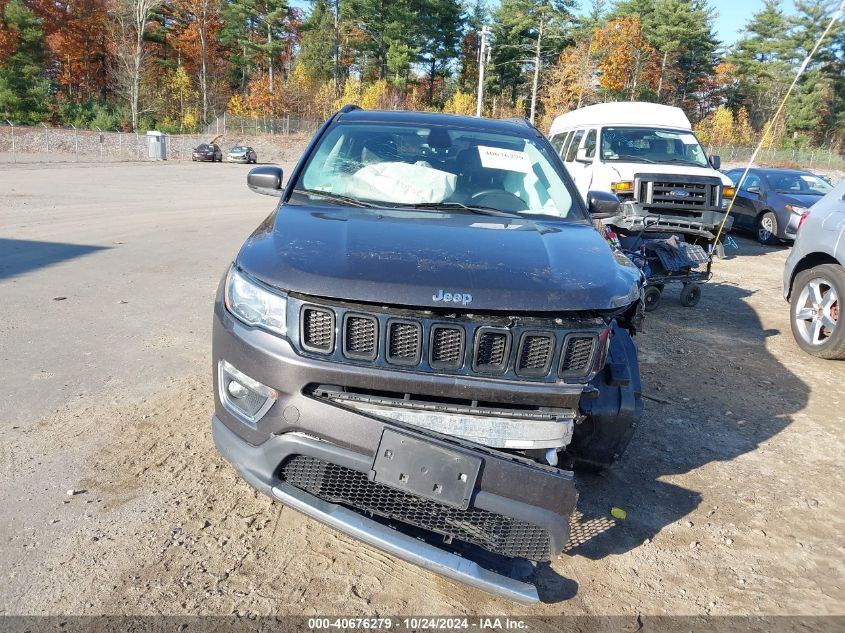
top-left (224, 267), bottom-right (287, 335)
top-left (611, 181), bottom-right (633, 194)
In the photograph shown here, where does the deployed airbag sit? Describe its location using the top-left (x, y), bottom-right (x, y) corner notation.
top-left (345, 161), bottom-right (457, 204)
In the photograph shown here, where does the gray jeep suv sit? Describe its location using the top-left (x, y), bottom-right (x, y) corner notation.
top-left (783, 178), bottom-right (845, 359)
top-left (211, 107), bottom-right (645, 602)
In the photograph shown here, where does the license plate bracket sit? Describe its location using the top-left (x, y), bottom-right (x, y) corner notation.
top-left (371, 428), bottom-right (481, 510)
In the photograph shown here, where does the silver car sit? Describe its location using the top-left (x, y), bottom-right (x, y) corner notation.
top-left (783, 178), bottom-right (845, 359)
top-left (227, 145), bottom-right (257, 164)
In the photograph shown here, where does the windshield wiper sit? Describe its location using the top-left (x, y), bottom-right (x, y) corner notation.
top-left (293, 188), bottom-right (376, 208)
top-left (613, 155), bottom-right (658, 164)
top-left (395, 201), bottom-right (525, 218)
top-left (662, 158), bottom-right (706, 167)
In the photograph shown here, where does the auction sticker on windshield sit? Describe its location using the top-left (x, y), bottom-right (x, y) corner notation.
top-left (477, 146), bottom-right (531, 173)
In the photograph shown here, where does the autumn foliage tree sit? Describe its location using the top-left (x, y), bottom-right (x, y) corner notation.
top-left (592, 17), bottom-right (660, 101)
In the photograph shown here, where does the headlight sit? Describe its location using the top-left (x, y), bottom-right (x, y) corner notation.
top-left (224, 267), bottom-right (287, 335)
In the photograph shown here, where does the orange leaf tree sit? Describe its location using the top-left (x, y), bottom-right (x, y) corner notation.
top-left (592, 17), bottom-right (660, 101)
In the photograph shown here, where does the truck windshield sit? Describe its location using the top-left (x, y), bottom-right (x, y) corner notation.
top-left (601, 127), bottom-right (709, 167)
top-left (292, 122), bottom-right (585, 221)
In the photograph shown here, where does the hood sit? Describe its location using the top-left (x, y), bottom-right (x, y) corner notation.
top-left (236, 205), bottom-right (642, 312)
top-left (780, 193), bottom-right (825, 208)
top-left (603, 161), bottom-right (732, 186)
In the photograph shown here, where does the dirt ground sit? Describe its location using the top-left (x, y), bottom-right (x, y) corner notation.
top-left (0, 160), bottom-right (843, 618)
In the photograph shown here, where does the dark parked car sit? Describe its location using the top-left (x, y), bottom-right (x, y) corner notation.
top-left (227, 145), bottom-right (257, 163)
top-left (192, 143), bottom-right (222, 162)
top-left (211, 106), bottom-right (645, 602)
top-left (724, 168), bottom-right (833, 244)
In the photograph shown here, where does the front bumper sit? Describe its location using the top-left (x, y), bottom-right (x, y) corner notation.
top-left (228, 155), bottom-right (249, 163)
top-left (213, 418), bottom-right (542, 603)
top-left (193, 154), bottom-right (215, 161)
top-left (212, 299), bottom-right (579, 600)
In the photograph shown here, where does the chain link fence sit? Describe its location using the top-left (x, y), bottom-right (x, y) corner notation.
top-left (709, 144), bottom-right (845, 171)
top-left (203, 114), bottom-right (320, 137)
top-left (0, 118), bottom-right (318, 164)
top-left (0, 123), bottom-right (220, 164)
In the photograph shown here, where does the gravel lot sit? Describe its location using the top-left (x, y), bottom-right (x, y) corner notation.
top-left (0, 159), bottom-right (843, 618)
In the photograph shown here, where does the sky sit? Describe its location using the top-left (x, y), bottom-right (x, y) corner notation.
top-left (288, 0), bottom-right (800, 48)
top-left (710, 0), bottom-right (797, 46)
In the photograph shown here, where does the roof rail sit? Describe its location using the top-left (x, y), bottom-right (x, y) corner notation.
top-left (338, 104), bottom-right (361, 114)
top-left (503, 117), bottom-right (535, 129)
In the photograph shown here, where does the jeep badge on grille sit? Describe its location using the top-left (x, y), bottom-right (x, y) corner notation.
top-left (433, 289), bottom-right (473, 306)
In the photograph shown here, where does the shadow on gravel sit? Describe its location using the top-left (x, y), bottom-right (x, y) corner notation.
top-left (542, 281), bottom-right (808, 583)
top-left (0, 238), bottom-right (109, 280)
top-left (718, 234), bottom-right (791, 259)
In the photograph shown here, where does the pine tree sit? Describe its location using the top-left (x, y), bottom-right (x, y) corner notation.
top-left (417, 0), bottom-right (464, 104)
top-left (0, 0), bottom-right (51, 123)
top-left (297, 0), bottom-right (335, 83)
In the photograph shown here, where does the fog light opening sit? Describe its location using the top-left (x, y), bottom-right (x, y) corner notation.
top-left (227, 380), bottom-right (250, 399)
top-left (218, 360), bottom-right (278, 426)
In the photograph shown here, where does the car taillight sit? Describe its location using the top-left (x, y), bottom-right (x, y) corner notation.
top-left (797, 210), bottom-right (810, 232)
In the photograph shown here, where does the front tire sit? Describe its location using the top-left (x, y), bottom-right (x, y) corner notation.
top-left (757, 211), bottom-right (779, 245)
top-left (790, 264), bottom-right (845, 359)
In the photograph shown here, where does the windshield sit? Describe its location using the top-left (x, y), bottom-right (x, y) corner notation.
top-left (767, 172), bottom-right (832, 195)
top-left (196, 144), bottom-right (211, 150)
top-left (292, 122), bottom-right (585, 220)
top-left (231, 146), bottom-right (247, 152)
top-left (600, 127), bottom-right (708, 167)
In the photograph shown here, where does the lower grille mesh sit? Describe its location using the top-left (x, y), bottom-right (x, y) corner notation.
top-left (280, 455), bottom-right (552, 561)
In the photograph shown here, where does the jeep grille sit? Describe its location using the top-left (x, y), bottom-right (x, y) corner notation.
top-left (293, 297), bottom-right (602, 383)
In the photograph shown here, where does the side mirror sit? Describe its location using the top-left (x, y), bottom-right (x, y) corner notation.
top-left (710, 155), bottom-right (721, 170)
top-left (587, 190), bottom-right (621, 220)
top-left (247, 166), bottom-right (283, 196)
top-left (575, 146), bottom-right (592, 163)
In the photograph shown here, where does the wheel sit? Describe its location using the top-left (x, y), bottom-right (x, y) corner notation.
top-left (680, 283), bottom-right (701, 307)
top-left (757, 211), bottom-right (779, 245)
top-left (790, 264), bottom-right (845, 359)
top-left (643, 286), bottom-right (662, 312)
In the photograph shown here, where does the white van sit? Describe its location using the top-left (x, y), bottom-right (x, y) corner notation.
top-left (549, 102), bottom-right (734, 229)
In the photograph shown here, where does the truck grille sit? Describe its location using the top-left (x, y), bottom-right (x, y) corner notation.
top-left (294, 300), bottom-right (602, 383)
top-left (637, 174), bottom-right (721, 215)
top-left (280, 455), bottom-right (552, 561)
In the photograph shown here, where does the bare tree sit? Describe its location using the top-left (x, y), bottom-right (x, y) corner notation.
top-left (109, 0), bottom-right (162, 130)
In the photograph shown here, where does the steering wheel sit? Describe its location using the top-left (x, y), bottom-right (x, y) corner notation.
top-left (469, 189), bottom-right (528, 212)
